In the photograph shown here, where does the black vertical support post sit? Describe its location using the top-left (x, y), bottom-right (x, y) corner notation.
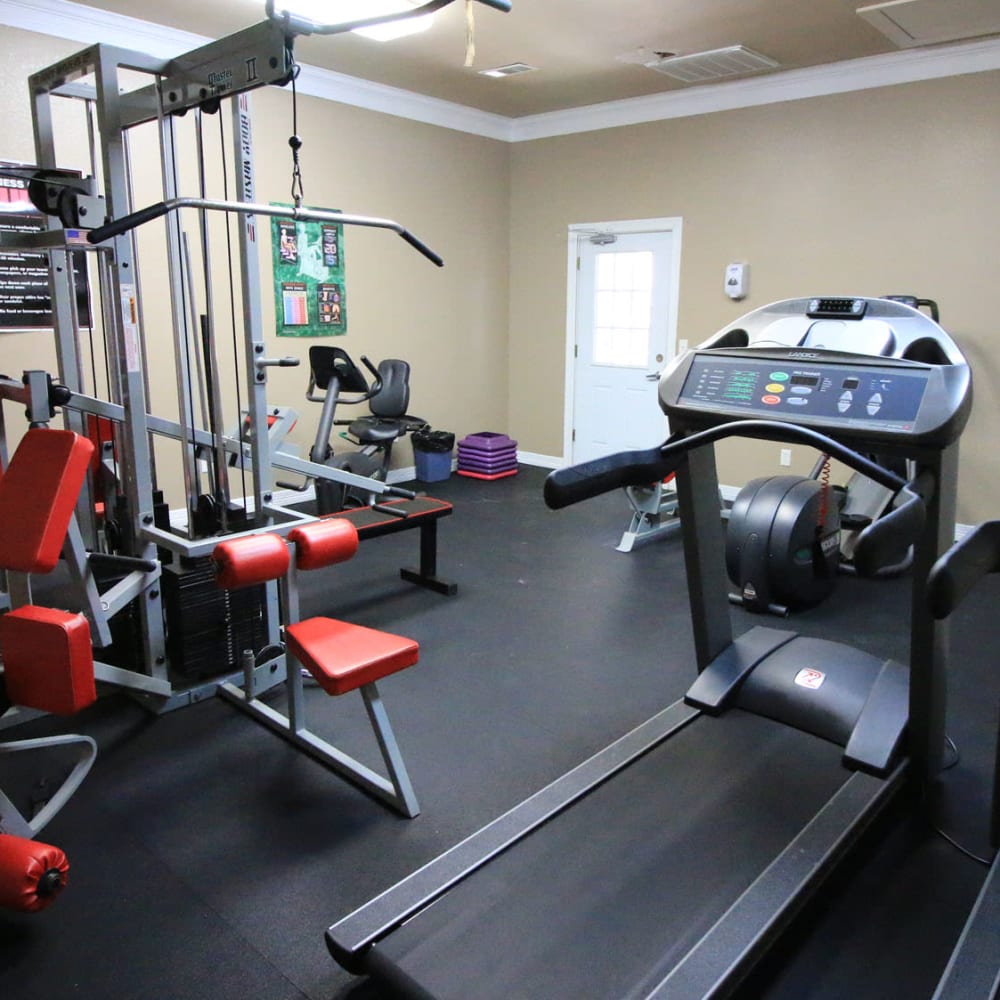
top-left (673, 441), bottom-right (734, 672)
top-left (909, 443), bottom-right (958, 791)
top-left (419, 520), bottom-right (438, 579)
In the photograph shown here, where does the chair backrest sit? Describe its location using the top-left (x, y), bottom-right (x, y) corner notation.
top-left (0, 429), bottom-right (94, 574)
top-left (369, 360), bottom-right (411, 419)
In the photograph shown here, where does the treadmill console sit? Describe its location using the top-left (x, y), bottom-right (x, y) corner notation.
top-left (660, 297), bottom-right (972, 449)
top-left (662, 349), bottom-right (970, 448)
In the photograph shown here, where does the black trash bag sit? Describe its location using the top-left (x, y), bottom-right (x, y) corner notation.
top-left (412, 429), bottom-right (455, 453)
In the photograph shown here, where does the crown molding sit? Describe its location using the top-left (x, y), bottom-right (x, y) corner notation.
top-left (2, 0), bottom-right (999, 144)
top-left (0, 0), bottom-right (513, 140)
top-left (509, 35), bottom-right (1000, 141)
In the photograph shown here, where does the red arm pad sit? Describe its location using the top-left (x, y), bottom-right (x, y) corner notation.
top-left (0, 606), bottom-right (96, 715)
top-left (288, 520), bottom-right (359, 571)
top-left (0, 834), bottom-right (69, 912)
top-left (0, 429), bottom-right (95, 574)
top-left (211, 533), bottom-right (289, 589)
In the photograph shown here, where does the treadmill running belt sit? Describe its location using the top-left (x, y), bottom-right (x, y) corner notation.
top-left (370, 710), bottom-right (851, 999)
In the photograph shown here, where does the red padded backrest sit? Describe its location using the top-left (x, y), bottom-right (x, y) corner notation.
top-left (0, 429), bottom-right (94, 574)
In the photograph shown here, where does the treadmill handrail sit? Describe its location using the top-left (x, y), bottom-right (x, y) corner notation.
top-left (544, 420), bottom-right (908, 510)
top-left (545, 420), bottom-right (926, 579)
top-left (927, 520), bottom-right (1000, 619)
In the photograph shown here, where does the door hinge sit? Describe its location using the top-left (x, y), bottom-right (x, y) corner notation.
top-left (572, 428), bottom-right (576, 442)
top-left (574, 344), bottom-right (578, 358)
top-left (576, 256), bottom-right (581, 270)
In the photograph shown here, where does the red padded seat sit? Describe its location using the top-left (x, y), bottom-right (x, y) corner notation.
top-left (285, 617), bottom-right (418, 696)
top-left (0, 606), bottom-right (96, 715)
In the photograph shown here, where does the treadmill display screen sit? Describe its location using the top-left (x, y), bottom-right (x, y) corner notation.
top-left (677, 355), bottom-right (930, 432)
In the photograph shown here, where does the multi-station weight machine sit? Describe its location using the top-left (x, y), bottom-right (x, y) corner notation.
top-left (0, 0), bottom-right (511, 712)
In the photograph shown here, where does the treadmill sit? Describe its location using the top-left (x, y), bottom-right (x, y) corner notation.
top-left (928, 521), bottom-right (1000, 1000)
top-left (327, 296), bottom-right (972, 999)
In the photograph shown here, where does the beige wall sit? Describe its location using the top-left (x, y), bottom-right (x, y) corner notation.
top-left (509, 72), bottom-right (1000, 524)
top-left (0, 26), bottom-right (510, 507)
top-left (2, 21), bottom-right (998, 524)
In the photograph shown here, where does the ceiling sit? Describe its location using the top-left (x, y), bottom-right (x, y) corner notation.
top-left (46, 0), bottom-right (1000, 118)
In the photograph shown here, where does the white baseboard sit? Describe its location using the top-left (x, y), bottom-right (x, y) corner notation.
top-left (516, 451), bottom-right (561, 470)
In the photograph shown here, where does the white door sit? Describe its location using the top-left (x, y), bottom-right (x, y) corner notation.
top-left (569, 225), bottom-right (680, 464)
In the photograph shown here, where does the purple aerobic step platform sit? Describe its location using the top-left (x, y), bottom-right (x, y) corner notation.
top-left (457, 453), bottom-right (517, 474)
top-left (457, 432), bottom-right (518, 478)
top-left (458, 432), bottom-right (517, 453)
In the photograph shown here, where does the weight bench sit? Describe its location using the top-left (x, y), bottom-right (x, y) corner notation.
top-left (0, 429), bottom-right (100, 910)
top-left (323, 495), bottom-right (457, 596)
top-left (213, 519), bottom-right (420, 817)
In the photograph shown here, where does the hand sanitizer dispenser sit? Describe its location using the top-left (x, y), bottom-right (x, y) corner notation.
top-left (725, 262), bottom-right (749, 300)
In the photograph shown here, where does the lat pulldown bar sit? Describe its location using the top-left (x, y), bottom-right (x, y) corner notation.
top-left (87, 198), bottom-right (444, 267)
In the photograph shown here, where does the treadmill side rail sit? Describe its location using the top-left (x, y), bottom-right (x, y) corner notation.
top-left (327, 699), bottom-right (701, 971)
top-left (646, 763), bottom-right (907, 999)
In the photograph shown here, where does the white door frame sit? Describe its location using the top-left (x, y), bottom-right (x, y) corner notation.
top-left (563, 216), bottom-right (683, 463)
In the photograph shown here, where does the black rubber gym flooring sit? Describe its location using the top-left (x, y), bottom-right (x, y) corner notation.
top-left (1, 465), bottom-right (996, 999)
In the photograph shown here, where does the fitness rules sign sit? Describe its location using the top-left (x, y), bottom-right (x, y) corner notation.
top-left (271, 204), bottom-right (346, 337)
top-left (0, 162), bottom-right (91, 331)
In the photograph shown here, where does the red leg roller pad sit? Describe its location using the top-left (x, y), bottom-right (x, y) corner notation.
top-left (0, 607), bottom-right (96, 715)
top-left (0, 834), bottom-right (69, 912)
top-left (288, 519), bottom-right (359, 571)
top-left (211, 533), bottom-right (289, 590)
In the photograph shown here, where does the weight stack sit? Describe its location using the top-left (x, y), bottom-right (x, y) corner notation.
top-left (161, 558), bottom-right (269, 681)
top-left (457, 432), bottom-right (518, 480)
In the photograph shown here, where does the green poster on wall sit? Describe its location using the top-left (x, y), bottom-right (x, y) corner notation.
top-left (271, 204), bottom-right (346, 337)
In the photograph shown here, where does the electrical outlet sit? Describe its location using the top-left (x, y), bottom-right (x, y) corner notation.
top-left (780, 448), bottom-right (792, 467)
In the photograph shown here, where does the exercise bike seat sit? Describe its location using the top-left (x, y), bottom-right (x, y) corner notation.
top-left (348, 359), bottom-right (423, 444)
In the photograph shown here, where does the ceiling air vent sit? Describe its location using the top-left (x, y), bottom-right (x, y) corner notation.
top-left (479, 62), bottom-right (538, 79)
top-left (642, 45), bottom-right (780, 83)
top-left (857, 0), bottom-right (1000, 48)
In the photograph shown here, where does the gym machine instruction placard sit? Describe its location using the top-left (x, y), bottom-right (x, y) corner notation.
top-left (0, 162), bottom-right (91, 331)
top-left (271, 203), bottom-right (346, 337)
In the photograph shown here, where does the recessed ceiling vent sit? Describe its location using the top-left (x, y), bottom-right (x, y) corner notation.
top-left (479, 62), bottom-right (538, 79)
top-left (641, 45), bottom-right (780, 83)
top-left (857, 0), bottom-right (1000, 47)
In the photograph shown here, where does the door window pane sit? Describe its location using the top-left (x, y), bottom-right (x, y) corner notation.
top-left (592, 250), bottom-right (653, 367)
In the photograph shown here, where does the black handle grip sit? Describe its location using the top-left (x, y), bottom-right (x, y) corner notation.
top-left (544, 446), bottom-right (678, 509)
top-left (927, 521), bottom-right (1000, 619)
top-left (87, 202), bottom-right (170, 243)
top-left (851, 487), bottom-right (925, 578)
top-left (477, 0), bottom-right (512, 9)
top-left (385, 484), bottom-right (417, 500)
top-left (399, 229), bottom-right (444, 267)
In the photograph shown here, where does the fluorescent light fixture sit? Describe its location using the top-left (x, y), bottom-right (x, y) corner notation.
top-left (268, 1), bottom-right (434, 41)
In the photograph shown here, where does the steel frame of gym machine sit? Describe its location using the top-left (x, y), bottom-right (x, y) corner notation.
top-left (326, 297), bottom-right (971, 999)
top-left (0, 0), bottom-right (511, 714)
